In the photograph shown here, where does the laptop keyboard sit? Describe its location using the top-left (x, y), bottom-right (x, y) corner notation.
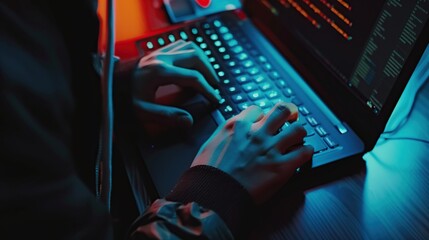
top-left (137, 17), bottom-right (339, 154)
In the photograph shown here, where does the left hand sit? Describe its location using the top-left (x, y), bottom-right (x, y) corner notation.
top-left (132, 40), bottom-right (221, 129)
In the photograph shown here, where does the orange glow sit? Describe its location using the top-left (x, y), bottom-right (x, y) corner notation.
top-left (97, 0), bottom-right (169, 52)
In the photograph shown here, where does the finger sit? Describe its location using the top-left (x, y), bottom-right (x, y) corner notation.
top-left (171, 43), bottom-right (220, 86)
top-left (158, 63), bottom-right (221, 104)
top-left (278, 145), bottom-right (314, 170)
top-left (259, 102), bottom-right (298, 135)
top-left (170, 40), bottom-right (195, 52)
top-left (275, 123), bottom-right (307, 154)
top-left (234, 105), bottom-right (264, 123)
top-left (232, 118), bottom-right (253, 140)
top-left (226, 105), bottom-right (264, 131)
top-left (133, 99), bottom-right (194, 128)
top-left (156, 39), bottom-right (186, 53)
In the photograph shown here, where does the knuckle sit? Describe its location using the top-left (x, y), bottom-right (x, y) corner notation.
top-left (250, 131), bottom-right (265, 144)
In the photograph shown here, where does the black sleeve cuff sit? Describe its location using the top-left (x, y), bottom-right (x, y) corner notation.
top-left (166, 165), bottom-right (255, 239)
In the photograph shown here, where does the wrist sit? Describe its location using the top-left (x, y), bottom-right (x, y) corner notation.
top-left (166, 165), bottom-right (255, 239)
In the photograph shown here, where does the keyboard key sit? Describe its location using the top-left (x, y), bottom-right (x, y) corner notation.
top-left (269, 71), bottom-right (280, 79)
top-left (260, 82), bottom-right (272, 91)
top-left (253, 75), bottom-right (266, 83)
top-left (223, 33), bottom-right (234, 40)
top-left (242, 60), bottom-right (254, 68)
top-left (227, 61), bottom-right (237, 68)
top-left (248, 91), bottom-right (264, 100)
top-left (236, 75), bottom-right (250, 84)
top-left (146, 41), bottom-right (154, 50)
top-left (210, 34), bottom-right (219, 41)
top-left (315, 126), bottom-right (328, 136)
top-left (324, 136), bottom-right (339, 148)
top-left (262, 63), bottom-right (273, 71)
top-left (303, 124), bottom-right (315, 136)
top-left (191, 27), bottom-right (199, 35)
top-left (227, 39), bottom-right (238, 47)
top-left (227, 86), bottom-right (238, 93)
top-left (231, 68), bottom-right (243, 75)
top-left (168, 34), bottom-right (176, 42)
top-left (266, 90), bottom-right (280, 99)
top-left (254, 99), bottom-right (273, 109)
top-left (258, 55), bottom-right (268, 63)
top-left (196, 36), bottom-right (204, 43)
top-left (276, 79), bottom-right (288, 88)
top-left (238, 102), bottom-right (251, 111)
top-left (231, 46), bottom-right (244, 54)
top-left (242, 83), bottom-right (258, 92)
top-left (180, 31), bottom-right (188, 40)
top-left (298, 106), bottom-right (310, 115)
top-left (223, 54), bottom-right (231, 60)
top-left (202, 22), bottom-right (211, 29)
top-left (247, 67), bottom-right (260, 75)
top-left (222, 79), bottom-right (231, 85)
top-left (236, 53), bottom-right (249, 61)
top-left (219, 26), bottom-right (229, 34)
top-left (213, 20), bottom-right (222, 28)
top-left (291, 97), bottom-right (302, 106)
top-left (305, 136), bottom-right (328, 153)
top-left (157, 37), bottom-right (166, 46)
top-left (231, 93), bottom-right (247, 103)
top-left (306, 116), bottom-right (319, 126)
top-left (283, 87), bottom-right (294, 97)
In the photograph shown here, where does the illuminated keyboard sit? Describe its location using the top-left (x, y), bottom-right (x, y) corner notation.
top-left (137, 17), bottom-right (339, 154)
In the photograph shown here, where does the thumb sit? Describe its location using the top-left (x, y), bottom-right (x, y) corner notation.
top-left (134, 99), bottom-right (194, 128)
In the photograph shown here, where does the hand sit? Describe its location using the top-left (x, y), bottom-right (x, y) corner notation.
top-left (132, 40), bottom-right (221, 129)
top-left (191, 102), bottom-right (314, 204)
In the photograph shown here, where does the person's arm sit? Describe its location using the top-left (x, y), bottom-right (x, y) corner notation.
top-left (127, 104), bottom-right (312, 239)
top-left (0, 1), bottom-right (112, 239)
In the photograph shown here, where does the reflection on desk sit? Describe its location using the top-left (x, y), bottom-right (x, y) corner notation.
top-left (250, 57), bottom-right (429, 239)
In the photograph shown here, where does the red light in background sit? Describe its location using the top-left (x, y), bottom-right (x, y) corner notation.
top-left (195, 0), bottom-right (211, 8)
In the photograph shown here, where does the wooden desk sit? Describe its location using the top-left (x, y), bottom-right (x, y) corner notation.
top-left (112, 4), bottom-right (429, 239)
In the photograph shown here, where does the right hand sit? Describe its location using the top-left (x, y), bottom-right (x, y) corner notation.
top-left (191, 102), bottom-right (314, 204)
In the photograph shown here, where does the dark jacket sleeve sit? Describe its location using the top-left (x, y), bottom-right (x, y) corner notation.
top-left (0, 1), bottom-right (112, 239)
top-left (129, 166), bottom-right (255, 239)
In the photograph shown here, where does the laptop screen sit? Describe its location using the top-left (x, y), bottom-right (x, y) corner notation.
top-left (256, 0), bottom-right (429, 114)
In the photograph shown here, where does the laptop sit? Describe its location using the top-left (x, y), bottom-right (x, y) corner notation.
top-left (119, 0), bottom-right (429, 200)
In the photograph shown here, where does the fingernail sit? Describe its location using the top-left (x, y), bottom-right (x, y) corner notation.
top-left (277, 104), bottom-right (288, 111)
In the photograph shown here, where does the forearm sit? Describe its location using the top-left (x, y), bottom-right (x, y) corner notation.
top-left (129, 165), bottom-right (255, 239)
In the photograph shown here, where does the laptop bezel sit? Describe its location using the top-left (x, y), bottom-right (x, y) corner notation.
top-left (242, 0), bottom-right (429, 150)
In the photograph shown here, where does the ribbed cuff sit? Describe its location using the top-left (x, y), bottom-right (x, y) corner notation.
top-left (166, 165), bottom-right (255, 239)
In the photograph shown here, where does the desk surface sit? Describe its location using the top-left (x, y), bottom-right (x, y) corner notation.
top-left (112, 4), bottom-right (429, 239)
